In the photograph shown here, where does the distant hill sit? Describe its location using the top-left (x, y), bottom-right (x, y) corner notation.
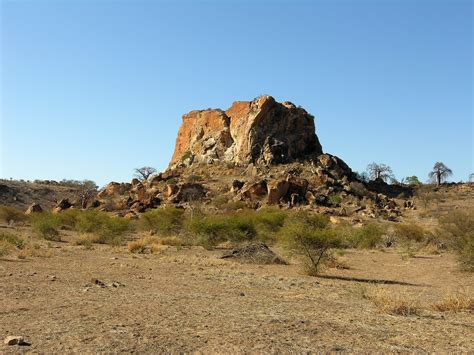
top-left (0, 179), bottom-right (98, 211)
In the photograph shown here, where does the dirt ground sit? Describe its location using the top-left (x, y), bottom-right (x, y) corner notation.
top-left (1, 235), bottom-right (473, 353)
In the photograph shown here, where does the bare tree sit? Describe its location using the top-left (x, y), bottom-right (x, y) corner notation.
top-left (77, 180), bottom-right (98, 209)
top-left (428, 162), bottom-right (452, 186)
top-left (366, 163), bottom-right (394, 182)
top-left (134, 166), bottom-right (157, 181)
top-left (469, 173), bottom-right (474, 183)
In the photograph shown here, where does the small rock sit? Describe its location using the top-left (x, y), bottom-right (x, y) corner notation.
top-left (4, 336), bottom-right (25, 346)
top-left (239, 292), bottom-right (245, 297)
top-left (91, 278), bottom-right (107, 288)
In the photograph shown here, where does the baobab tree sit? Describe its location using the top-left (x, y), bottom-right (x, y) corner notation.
top-left (366, 163), bottom-right (394, 182)
top-left (428, 162), bottom-right (452, 186)
top-left (134, 166), bottom-right (157, 181)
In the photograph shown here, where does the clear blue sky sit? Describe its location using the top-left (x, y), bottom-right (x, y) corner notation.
top-left (1, 0), bottom-right (472, 187)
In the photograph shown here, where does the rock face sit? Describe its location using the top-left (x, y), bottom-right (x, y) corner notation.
top-left (170, 96), bottom-right (323, 167)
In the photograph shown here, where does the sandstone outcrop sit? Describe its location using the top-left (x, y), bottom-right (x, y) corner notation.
top-left (171, 96), bottom-right (322, 167)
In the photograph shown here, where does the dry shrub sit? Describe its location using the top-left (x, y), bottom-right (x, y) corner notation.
top-left (74, 234), bottom-right (97, 249)
top-left (366, 287), bottom-right (421, 316)
top-left (432, 294), bottom-right (474, 312)
top-left (437, 209), bottom-right (474, 271)
top-left (394, 223), bottom-right (426, 242)
top-left (16, 243), bottom-right (51, 259)
top-left (128, 236), bottom-right (160, 253)
top-left (0, 231), bottom-right (27, 257)
top-left (0, 240), bottom-right (16, 257)
top-left (0, 205), bottom-right (27, 224)
top-left (160, 236), bottom-right (184, 246)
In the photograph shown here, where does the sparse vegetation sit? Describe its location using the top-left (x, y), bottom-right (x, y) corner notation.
top-left (438, 210), bottom-right (474, 271)
top-left (365, 286), bottom-right (421, 316)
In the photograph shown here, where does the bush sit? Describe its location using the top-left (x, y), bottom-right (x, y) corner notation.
top-left (56, 208), bottom-right (82, 229)
top-left (0, 231), bottom-right (26, 249)
top-left (438, 210), bottom-right (474, 271)
top-left (252, 208), bottom-right (288, 233)
top-left (329, 194), bottom-right (342, 206)
top-left (350, 223), bottom-right (385, 249)
top-left (279, 211), bottom-right (340, 275)
top-left (30, 212), bottom-right (61, 241)
top-left (74, 210), bottom-right (130, 245)
top-left (186, 212), bottom-right (257, 249)
top-left (139, 207), bottom-right (185, 236)
top-left (393, 223), bottom-right (426, 242)
top-left (0, 231), bottom-right (27, 256)
top-left (0, 205), bottom-right (27, 224)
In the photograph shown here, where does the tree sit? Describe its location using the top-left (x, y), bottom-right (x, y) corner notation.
top-left (280, 212), bottom-right (341, 275)
top-left (366, 163), bottom-right (394, 182)
top-left (469, 173), bottom-right (474, 183)
top-left (428, 162), bottom-right (452, 186)
top-left (402, 176), bottom-right (422, 186)
top-left (134, 166), bottom-right (157, 181)
top-left (77, 180), bottom-right (98, 209)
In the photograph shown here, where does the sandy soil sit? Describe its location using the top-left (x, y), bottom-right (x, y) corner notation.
top-left (1, 239), bottom-right (473, 353)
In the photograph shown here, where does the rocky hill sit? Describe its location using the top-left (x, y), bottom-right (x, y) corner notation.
top-left (171, 95), bottom-right (322, 167)
top-left (0, 179), bottom-right (98, 211)
top-left (93, 96), bottom-right (415, 220)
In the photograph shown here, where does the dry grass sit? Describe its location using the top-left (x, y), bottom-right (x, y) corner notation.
top-left (432, 294), bottom-right (474, 312)
top-left (365, 286), bottom-right (421, 316)
top-left (17, 243), bottom-right (52, 259)
top-left (128, 235), bottom-right (185, 253)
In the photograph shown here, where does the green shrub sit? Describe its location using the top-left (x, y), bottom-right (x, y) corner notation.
top-left (0, 231), bottom-right (26, 250)
top-left (251, 208), bottom-right (288, 242)
top-left (0, 205), bottom-right (27, 224)
top-left (56, 208), bottom-right (82, 229)
top-left (253, 208), bottom-right (288, 232)
top-left (351, 223), bottom-right (385, 249)
top-left (30, 212), bottom-right (61, 241)
top-left (438, 210), bottom-right (474, 271)
top-left (393, 223), bottom-right (425, 242)
top-left (329, 194), bottom-right (342, 206)
top-left (279, 212), bottom-right (340, 275)
top-left (139, 207), bottom-right (185, 235)
top-left (186, 212), bottom-right (257, 249)
top-left (75, 210), bottom-right (130, 245)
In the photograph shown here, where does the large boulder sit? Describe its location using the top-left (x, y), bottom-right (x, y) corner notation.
top-left (25, 203), bottom-right (42, 214)
top-left (170, 96), bottom-right (323, 167)
top-left (267, 180), bottom-right (290, 205)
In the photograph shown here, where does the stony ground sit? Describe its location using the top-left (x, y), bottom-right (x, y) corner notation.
top-left (1, 238), bottom-right (473, 353)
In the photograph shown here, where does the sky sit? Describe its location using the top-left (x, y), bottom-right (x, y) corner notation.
top-left (0, 0), bottom-right (472, 187)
